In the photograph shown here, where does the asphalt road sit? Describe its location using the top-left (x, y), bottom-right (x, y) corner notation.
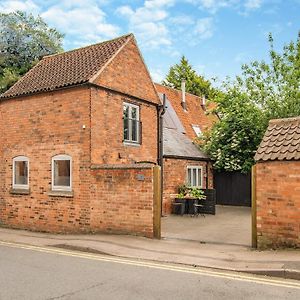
top-left (0, 241), bottom-right (299, 300)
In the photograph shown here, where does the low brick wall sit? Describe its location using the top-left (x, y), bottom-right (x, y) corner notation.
top-left (90, 164), bottom-right (155, 238)
top-left (163, 158), bottom-right (213, 214)
top-left (256, 161), bottom-right (300, 249)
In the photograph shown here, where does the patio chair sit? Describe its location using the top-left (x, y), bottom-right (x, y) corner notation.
top-left (193, 202), bottom-right (205, 217)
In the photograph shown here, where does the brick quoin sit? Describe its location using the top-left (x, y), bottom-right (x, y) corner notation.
top-left (0, 36), bottom-right (160, 237)
top-left (256, 161), bottom-right (300, 249)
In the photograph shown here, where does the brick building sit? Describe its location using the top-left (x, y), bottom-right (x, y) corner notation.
top-left (0, 34), bottom-right (161, 237)
top-left (155, 84), bottom-right (218, 214)
top-left (254, 117), bottom-right (300, 249)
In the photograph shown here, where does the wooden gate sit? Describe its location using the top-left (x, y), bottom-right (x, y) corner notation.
top-left (214, 171), bottom-right (251, 207)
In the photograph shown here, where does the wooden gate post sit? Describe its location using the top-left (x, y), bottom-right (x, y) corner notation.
top-left (251, 165), bottom-right (257, 248)
top-left (153, 165), bottom-right (161, 239)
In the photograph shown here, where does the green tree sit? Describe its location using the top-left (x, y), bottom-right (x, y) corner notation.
top-left (202, 32), bottom-right (300, 173)
top-left (0, 11), bottom-right (64, 93)
top-left (162, 56), bottom-right (216, 100)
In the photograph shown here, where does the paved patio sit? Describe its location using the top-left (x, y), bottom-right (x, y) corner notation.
top-left (161, 205), bottom-right (251, 246)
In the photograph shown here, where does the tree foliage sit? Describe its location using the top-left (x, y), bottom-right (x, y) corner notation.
top-left (202, 32), bottom-right (300, 173)
top-left (0, 11), bottom-right (64, 93)
top-left (162, 56), bottom-right (216, 100)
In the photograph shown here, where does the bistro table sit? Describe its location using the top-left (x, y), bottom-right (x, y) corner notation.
top-left (173, 197), bottom-right (201, 215)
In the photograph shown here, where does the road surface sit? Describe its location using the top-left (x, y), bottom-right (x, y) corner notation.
top-left (0, 241), bottom-right (299, 299)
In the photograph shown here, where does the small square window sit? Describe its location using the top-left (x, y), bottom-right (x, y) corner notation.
top-left (13, 156), bottom-right (29, 189)
top-left (52, 155), bottom-right (72, 191)
top-left (187, 166), bottom-right (203, 188)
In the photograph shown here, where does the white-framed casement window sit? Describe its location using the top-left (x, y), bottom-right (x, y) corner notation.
top-left (123, 102), bottom-right (140, 144)
top-left (13, 156), bottom-right (29, 189)
top-left (187, 166), bottom-right (203, 188)
top-left (192, 124), bottom-right (202, 137)
top-left (52, 155), bottom-right (72, 191)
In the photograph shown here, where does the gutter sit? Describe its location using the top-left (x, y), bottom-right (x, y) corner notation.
top-left (163, 155), bottom-right (210, 161)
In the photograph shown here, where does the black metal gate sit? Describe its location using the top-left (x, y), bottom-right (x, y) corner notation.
top-left (214, 171), bottom-right (251, 207)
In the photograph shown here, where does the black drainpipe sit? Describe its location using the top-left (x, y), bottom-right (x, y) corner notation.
top-left (158, 94), bottom-right (166, 215)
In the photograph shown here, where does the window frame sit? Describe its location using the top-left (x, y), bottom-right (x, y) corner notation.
top-left (186, 166), bottom-right (203, 188)
top-left (51, 154), bottom-right (72, 192)
top-left (192, 124), bottom-right (202, 137)
top-left (12, 156), bottom-right (29, 190)
top-left (123, 102), bottom-right (140, 144)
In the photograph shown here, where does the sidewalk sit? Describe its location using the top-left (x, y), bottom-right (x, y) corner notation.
top-left (0, 227), bottom-right (299, 280)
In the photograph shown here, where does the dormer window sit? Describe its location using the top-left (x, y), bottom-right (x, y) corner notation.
top-left (192, 125), bottom-right (202, 137)
top-left (123, 102), bottom-right (141, 144)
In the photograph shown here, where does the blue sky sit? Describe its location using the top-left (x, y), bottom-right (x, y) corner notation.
top-left (0, 0), bottom-right (299, 84)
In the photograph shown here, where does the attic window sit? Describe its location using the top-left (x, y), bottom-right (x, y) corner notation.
top-left (192, 125), bottom-right (202, 137)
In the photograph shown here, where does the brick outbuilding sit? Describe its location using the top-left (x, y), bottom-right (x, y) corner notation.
top-left (0, 34), bottom-right (161, 237)
top-left (155, 84), bottom-right (217, 214)
top-left (254, 117), bottom-right (300, 249)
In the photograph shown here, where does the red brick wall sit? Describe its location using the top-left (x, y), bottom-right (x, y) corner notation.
top-left (90, 87), bottom-right (158, 165)
top-left (0, 87), bottom-right (92, 232)
top-left (256, 161), bottom-right (300, 249)
top-left (90, 165), bottom-right (155, 237)
top-left (163, 158), bottom-right (213, 214)
top-left (95, 38), bottom-right (160, 105)
top-left (0, 85), bottom-right (158, 237)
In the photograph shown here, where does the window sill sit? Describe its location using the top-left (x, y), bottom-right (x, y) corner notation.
top-left (123, 141), bottom-right (141, 147)
top-left (48, 190), bottom-right (74, 198)
top-left (10, 188), bottom-right (30, 195)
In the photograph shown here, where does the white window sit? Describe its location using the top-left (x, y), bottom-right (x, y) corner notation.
top-left (123, 102), bottom-right (140, 143)
top-left (192, 125), bottom-right (202, 137)
top-left (13, 156), bottom-right (29, 189)
top-left (52, 155), bottom-right (72, 191)
top-left (187, 166), bottom-right (203, 188)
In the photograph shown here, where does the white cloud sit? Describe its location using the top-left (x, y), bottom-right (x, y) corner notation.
top-left (244, 0), bottom-right (262, 10)
top-left (0, 0), bottom-right (39, 14)
top-left (116, 1), bottom-right (175, 49)
top-left (188, 0), bottom-right (239, 13)
top-left (41, 1), bottom-right (120, 48)
top-left (150, 68), bottom-right (165, 82)
top-left (194, 17), bottom-right (214, 39)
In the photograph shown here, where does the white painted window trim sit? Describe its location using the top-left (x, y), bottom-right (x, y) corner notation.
top-left (12, 156), bottom-right (29, 190)
top-left (123, 102), bottom-right (140, 144)
top-left (187, 166), bottom-right (203, 188)
top-left (51, 154), bottom-right (72, 192)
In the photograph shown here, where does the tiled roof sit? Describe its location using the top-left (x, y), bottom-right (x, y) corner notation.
top-left (155, 83), bottom-right (217, 140)
top-left (163, 128), bottom-right (209, 160)
top-left (255, 116), bottom-right (300, 161)
top-left (1, 34), bottom-right (132, 99)
top-left (159, 93), bottom-right (209, 160)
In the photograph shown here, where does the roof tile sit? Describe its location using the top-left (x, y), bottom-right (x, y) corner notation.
top-left (255, 116), bottom-right (300, 161)
top-left (1, 34), bottom-right (132, 99)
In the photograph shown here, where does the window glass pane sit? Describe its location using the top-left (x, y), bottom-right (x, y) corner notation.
top-left (123, 105), bottom-right (129, 119)
top-left (131, 119), bottom-right (138, 142)
top-left (54, 160), bottom-right (70, 187)
top-left (131, 107), bottom-right (137, 120)
top-left (187, 169), bottom-right (192, 186)
top-left (198, 168), bottom-right (202, 187)
top-left (192, 168), bottom-right (197, 187)
top-left (14, 161), bottom-right (28, 185)
top-left (123, 118), bottom-right (129, 140)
